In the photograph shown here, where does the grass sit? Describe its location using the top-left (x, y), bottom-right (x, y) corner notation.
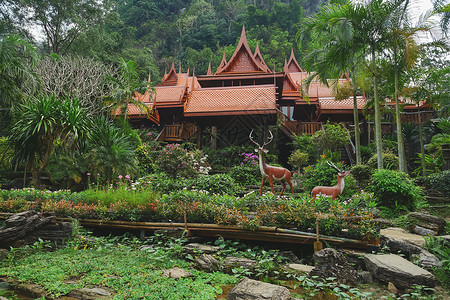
top-left (0, 234), bottom-right (238, 299)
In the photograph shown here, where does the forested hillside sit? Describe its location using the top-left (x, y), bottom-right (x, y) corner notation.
top-left (1, 0), bottom-right (325, 81)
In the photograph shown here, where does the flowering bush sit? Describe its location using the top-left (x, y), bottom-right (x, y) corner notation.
top-left (153, 144), bottom-right (210, 178)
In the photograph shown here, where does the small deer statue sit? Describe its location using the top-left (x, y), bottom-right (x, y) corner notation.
top-left (249, 130), bottom-right (294, 196)
top-left (311, 161), bottom-right (351, 200)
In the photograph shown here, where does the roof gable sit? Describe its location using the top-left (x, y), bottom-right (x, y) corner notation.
top-left (254, 42), bottom-right (271, 73)
top-left (161, 62), bottom-right (178, 85)
top-left (287, 49), bottom-right (303, 73)
top-left (215, 25), bottom-right (268, 75)
top-left (283, 59), bottom-right (299, 92)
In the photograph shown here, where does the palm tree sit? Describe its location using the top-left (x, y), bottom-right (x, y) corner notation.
top-left (301, 1), bottom-right (365, 165)
top-left (86, 116), bottom-right (137, 182)
top-left (107, 58), bottom-right (153, 120)
top-left (385, 0), bottom-right (429, 173)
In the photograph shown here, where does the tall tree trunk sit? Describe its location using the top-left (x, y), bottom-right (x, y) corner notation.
top-left (394, 56), bottom-right (407, 173)
top-left (352, 65), bottom-right (361, 165)
top-left (372, 49), bottom-right (383, 169)
top-left (418, 105), bottom-right (426, 176)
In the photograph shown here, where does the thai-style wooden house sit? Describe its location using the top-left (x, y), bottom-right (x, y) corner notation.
top-left (124, 25), bottom-right (433, 155)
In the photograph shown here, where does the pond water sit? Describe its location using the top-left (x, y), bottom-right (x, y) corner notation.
top-left (0, 282), bottom-right (34, 300)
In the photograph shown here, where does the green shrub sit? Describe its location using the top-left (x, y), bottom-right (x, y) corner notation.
top-left (291, 134), bottom-right (319, 164)
top-left (368, 169), bottom-right (424, 212)
top-left (288, 150), bottom-right (308, 172)
top-left (312, 122), bottom-right (348, 153)
top-left (193, 174), bottom-right (239, 195)
top-left (228, 165), bottom-right (260, 186)
top-left (427, 170), bottom-right (450, 197)
top-left (302, 160), bottom-right (344, 192)
top-left (367, 152), bottom-right (399, 170)
top-left (351, 164), bottom-right (372, 188)
top-left (135, 143), bottom-right (157, 175)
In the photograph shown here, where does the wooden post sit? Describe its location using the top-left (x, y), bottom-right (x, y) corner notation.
top-left (197, 124), bottom-right (203, 150)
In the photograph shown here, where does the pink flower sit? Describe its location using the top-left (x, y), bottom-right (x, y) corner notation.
top-left (125, 175), bottom-right (130, 179)
top-left (118, 175), bottom-right (123, 179)
top-left (87, 173), bottom-right (91, 176)
top-left (148, 132), bottom-right (152, 136)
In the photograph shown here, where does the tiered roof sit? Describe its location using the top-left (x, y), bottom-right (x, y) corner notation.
top-left (215, 26), bottom-right (270, 75)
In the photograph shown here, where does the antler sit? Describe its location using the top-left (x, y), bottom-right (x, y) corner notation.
top-left (249, 130), bottom-right (261, 148)
top-left (263, 130), bottom-right (273, 148)
top-left (327, 161), bottom-right (342, 173)
top-left (249, 130), bottom-right (273, 149)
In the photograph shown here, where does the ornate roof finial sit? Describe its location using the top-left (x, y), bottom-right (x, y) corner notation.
top-left (185, 67), bottom-right (190, 87)
top-left (191, 67), bottom-right (196, 92)
top-left (207, 61), bottom-right (212, 75)
top-left (147, 71), bottom-right (151, 88)
top-left (254, 41), bottom-right (271, 72)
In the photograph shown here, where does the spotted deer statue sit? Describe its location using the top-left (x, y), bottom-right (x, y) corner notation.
top-left (249, 130), bottom-right (294, 196)
top-left (311, 161), bottom-right (351, 200)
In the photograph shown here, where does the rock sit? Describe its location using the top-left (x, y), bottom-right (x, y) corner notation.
top-left (309, 248), bottom-right (360, 286)
top-left (373, 218), bottom-right (393, 228)
top-left (381, 228), bottom-right (425, 248)
top-left (438, 235), bottom-right (450, 243)
top-left (0, 211), bottom-right (72, 248)
top-left (161, 267), bottom-right (193, 279)
top-left (223, 257), bottom-right (257, 272)
top-left (278, 250), bottom-right (301, 263)
top-left (412, 250), bottom-right (443, 269)
top-left (183, 243), bottom-right (220, 254)
top-left (227, 278), bottom-right (290, 300)
top-left (285, 263), bottom-right (314, 274)
top-left (17, 283), bottom-right (46, 298)
top-left (68, 287), bottom-right (112, 299)
top-left (358, 271), bottom-right (373, 284)
top-left (412, 225), bottom-right (437, 236)
top-left (364, 254), bottom-right (436, 289)
top-left (409, 212), bottom-right (446, 234)
top-left (195, 254), bottom-right (219, 272)
top-left (140, 245), bottom-right (154, 251)
top-left (0, 296), bottom-right (8, 300)
top-left (342, 249), bottom-right (366, 270)
top-left (381, 228), bottom-right (426, 255)
top-left (388, 282), bottom-right (398, 295)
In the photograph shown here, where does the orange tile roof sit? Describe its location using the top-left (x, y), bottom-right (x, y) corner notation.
top-left (319, 96), bottom-right (366, 113)
top-left (153, 86), bottom-right (186, 106)
top-left (185, 85), bottom-right (277, 116)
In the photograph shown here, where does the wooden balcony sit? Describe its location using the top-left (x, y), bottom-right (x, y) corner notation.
top-left (301, 122), bottom-right (323, 135)
top-left (158, 123), bottom-right (198, 142)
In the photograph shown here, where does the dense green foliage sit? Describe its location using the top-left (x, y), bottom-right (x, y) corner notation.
top-left (367, 152), bottom-right (399, 170)
top-left (368, 169), bottom-right (424, 212)
top-left (427, 170), bottom-right (450, 197)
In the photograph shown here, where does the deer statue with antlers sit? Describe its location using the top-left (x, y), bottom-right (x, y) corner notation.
top-left (249, 130), bottom-right (294, 196)
top-left (311, 161), bottom-right (351, 200)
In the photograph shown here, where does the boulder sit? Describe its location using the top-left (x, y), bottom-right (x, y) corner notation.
top-left (412, 250), bottom-right (443, 269)
top-left (412, 225), bottom-right (437, 236)
top-left (68, 287), bottom-right (112, 300)
top-left (183, 243), bottom-right (220, 254)
top-left (161, 267), bottom-right (193, 279)
top-left (408, 212), bottom-right (446, 234)
top-left (381, 228), bottom-right (425, 255)
top-left (358, 271), bottom-right (373, 284)
top-left (223, 257), bottom-right (257, 272)
top-left (195, 254), bottom-right (219, 272)
top-left (0, 211), bottom-right (72, 248)
top-left (227, 278), bottom-right (290, 300)
top-left (285, 264), bottom-right (314, 274)
top-left (364, 254), bottom-right (436, 289)
top-left (278, 251), bottom-right (301, 264)
top-left (309, 248), bottom-right (359, 286)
